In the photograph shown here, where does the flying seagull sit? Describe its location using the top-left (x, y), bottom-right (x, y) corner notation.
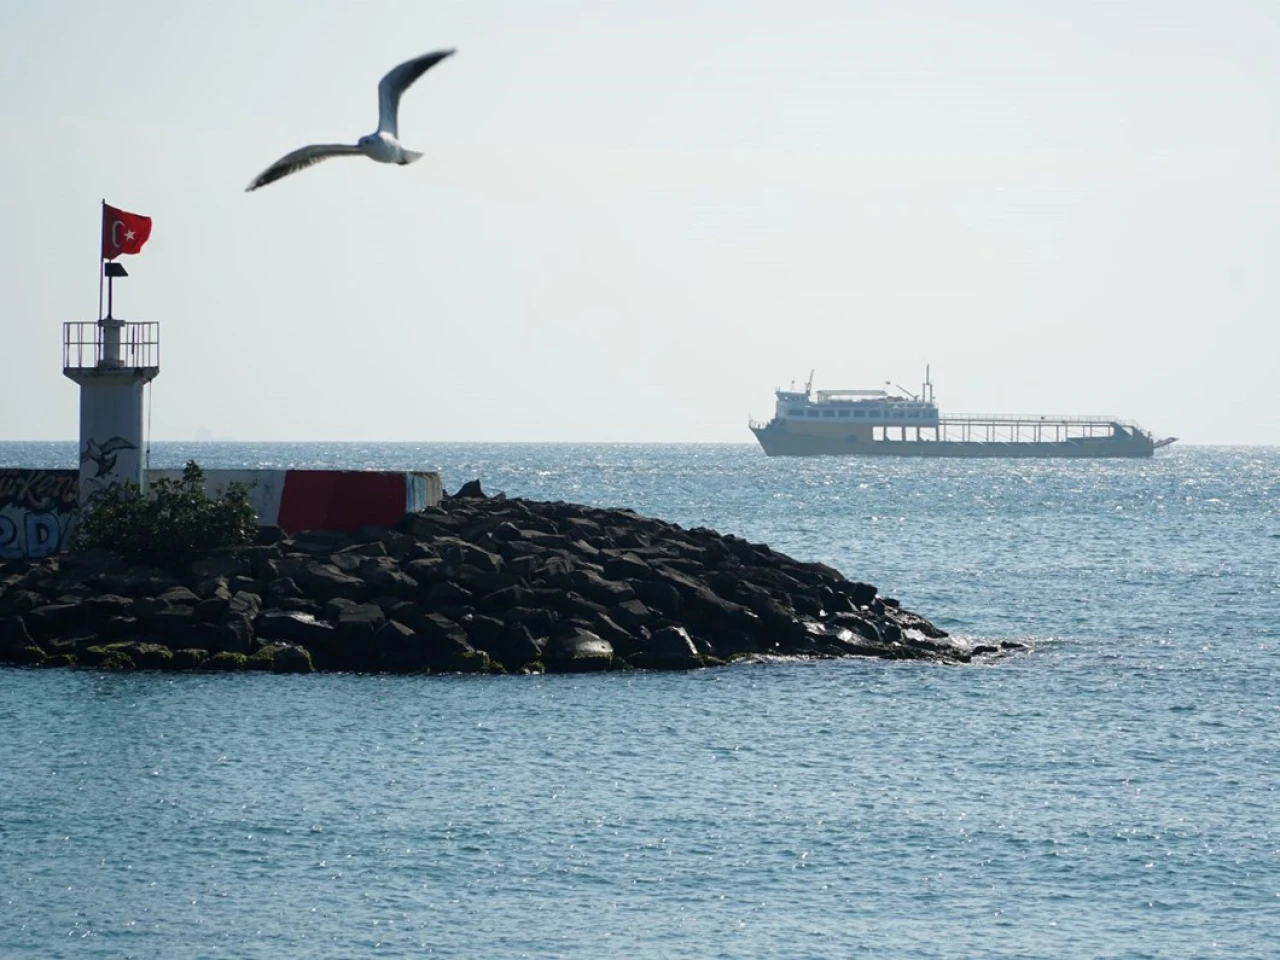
top-left (246, 48), bottom-right (456, 192)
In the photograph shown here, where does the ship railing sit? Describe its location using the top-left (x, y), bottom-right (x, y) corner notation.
top-left (945, 412), bottom-right (1138, 427)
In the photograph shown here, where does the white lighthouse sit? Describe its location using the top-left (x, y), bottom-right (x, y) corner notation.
top-left (63, 262), bottom-right (159, 507)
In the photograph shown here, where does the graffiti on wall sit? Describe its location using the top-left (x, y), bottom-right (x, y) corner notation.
top-left (0, 469), bottom-right (80, 560)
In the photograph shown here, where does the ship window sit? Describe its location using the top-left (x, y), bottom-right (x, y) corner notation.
top-left (893, 411), bottom-right (905, 419)
top-left (822, 410), bottom-right (835, 417)
top-left (788, 407), bottom-right (804, 416)
top-left (837, 409), bottom-right (849, 417)
top-left (807, 410), bottom-right (819, 418)
top-left (854, 410), bottom-right (865, 418)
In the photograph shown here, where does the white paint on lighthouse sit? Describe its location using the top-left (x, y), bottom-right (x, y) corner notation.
top-left (63, 314), bottom-right (159, 507)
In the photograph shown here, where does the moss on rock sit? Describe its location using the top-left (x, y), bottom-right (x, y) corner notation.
top-left (204, 651), bottom-right (249, 672)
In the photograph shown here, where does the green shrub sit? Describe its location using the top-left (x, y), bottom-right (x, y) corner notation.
top-left (72, 461), bottom-right (257, 573)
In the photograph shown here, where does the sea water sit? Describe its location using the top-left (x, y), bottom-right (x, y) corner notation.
top-left (1, 442), bottom-right (1276, 959)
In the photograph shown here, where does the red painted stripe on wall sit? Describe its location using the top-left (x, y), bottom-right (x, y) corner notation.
top-left (275, 470), bottom-right (409, 534)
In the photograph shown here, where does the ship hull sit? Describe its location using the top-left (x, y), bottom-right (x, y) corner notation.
top-left (751, 424), bottom-right (1155, 458)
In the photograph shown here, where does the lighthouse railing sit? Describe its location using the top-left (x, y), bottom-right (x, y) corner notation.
top-left (63, 321), bottom-right (160, 371)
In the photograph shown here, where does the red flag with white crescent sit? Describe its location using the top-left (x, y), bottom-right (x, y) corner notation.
top-left (101, 203), bottom-right (152, 260)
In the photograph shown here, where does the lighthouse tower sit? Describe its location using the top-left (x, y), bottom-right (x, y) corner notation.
top-left (63, 262), bottom-right (159, 507)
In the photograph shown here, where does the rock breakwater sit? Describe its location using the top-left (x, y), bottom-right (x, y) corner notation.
top-left (0, 484), bottom-right (983, 674)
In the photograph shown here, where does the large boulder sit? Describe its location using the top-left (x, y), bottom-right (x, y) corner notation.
top-left (255, 610), bottom-right (336, 648)
top-left (545, 626), bottom-right (613, 673)
top-left (0, 616), bottom-right (34, 652)
top-left (631, 625), bottom-right (701, 671)
top-left (295, 562), bottom-right (365, 602)
top-left (255, 642), bottom-right (315, 674)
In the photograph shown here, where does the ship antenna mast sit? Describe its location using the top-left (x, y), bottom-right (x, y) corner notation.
top-left (923, 364), bottom-right (934, 404)
top-left (805, 369), bottom-right (814, 397)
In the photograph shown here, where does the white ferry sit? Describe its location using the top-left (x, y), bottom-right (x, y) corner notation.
top-left (749, 369), bottom-right (1177, 458)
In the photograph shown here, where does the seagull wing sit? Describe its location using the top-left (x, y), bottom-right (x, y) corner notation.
top-left (245, 143), bottom-right (363, 192)
top-left (98, 437), bottom-right (136, 456)
top-left (376, 49), bottom-right (456, 138)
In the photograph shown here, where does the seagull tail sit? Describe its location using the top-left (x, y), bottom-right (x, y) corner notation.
top-left (397, 149), bottom-right (424, 166)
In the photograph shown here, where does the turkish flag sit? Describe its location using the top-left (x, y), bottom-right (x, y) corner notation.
top-left (102, 203), bottom-right (152, 260)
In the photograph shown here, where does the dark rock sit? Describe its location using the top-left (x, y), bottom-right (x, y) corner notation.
top-left (373, 620), bottom-right (423, 673)
top-left (435, 538), bottom-right (503, 574)
top-left (545, 626), bottom-right (613, 673)
top-left (204, 651), bottom-right (250, 671)
top-left (0, 589), bottom-right (45, 618)
top-left (362, 561), bottom-right (419, 599)
top-left (296, 562), bottom-right (366, 601)
top-left (228, 591), bottom-right (262, 617)
top-left (830, 613), bottom-right (884, 644)
top-left (502, 605), bottom-right (558, 633)
top-left (602, 552), bottom-right (652, 581)
top-left (195, 596), bottom-right (230, 622)
top-left (291, 530), bottom-right (352, 556)
top-left (843, 582), bottom-right (877, 607)
top-left (170, 649), bottom-right (208, 670)
top-left (554, 592), bottom-right (609, 623)
top-left (630, 580), bottom-right (681, 615)
top-left (339, 540), bottom-right (388, 558)
top-left (789, 591), bottom-right (824, 618)
top-left (79, 594), bottom-right (134, 621)
top-left (80, 645), bottom-right (135, 670)
top-left (337, 603), bottom-right (387, 645)
top-left (589, 612), bottom-right (642, 657)
top-left (404, 557), bottom-right (444, 583)
top-left (241, 545), bottom-right (282, 581)
top-left (570, 569), bottom-right (635, 605)
top-left (328, 552), bottom-right (363, 574)
top-left (276, 598), bottom-right (323, 616)
top-left (190, 554), bottom-right (248, 582)
top-left (452, 479), bottom-right (487, 499)
top-left (1, 487), bottom-right (957, 675)
top-left (423, 580), bottom-right (475, 610)
top-left (24, 603), bottom-right (84, 638)
top-left (460, 572), bottom-right (526, 597)
top-left (478, 584), bottom-right (533, 612)
top-left (214, 613), bottom-right (254, 654)
top-left (98, 615), bottom-right (139, 641)
top-left (609, 598), bottom-right (656, 632)
top-left (415, 613), bottom-right (485, 672)
top-left (152, 607), bottom-right (197, 646)
top-left (255, 610), bottom-right (336, 648)
top-left (157, 586), bottom-right (201, 607)
top-left (460, 613), bottom-right (505, 655)
top-left (531, 554), bottom-right (573, 583)
top-left (255, 525), bottom-right (286, 545)
top-left (493, 622), bottom-right (544, 668)
top-left (112, 641), bottom-right (174, 670)
top-left (228, 575), bottom-right (266, 596)
top-left (890, 609), bottom-right (949, 639)
top-left (103, 568), bottom-right (181, 598)
top-left (256, 642), bottom-right (315, 674)
top-left (2, 644), bottom-right (47, 666)
top-left (0, 616), bottom-right (34, 651)
top-left (632, 624), bottom-right (701, 670)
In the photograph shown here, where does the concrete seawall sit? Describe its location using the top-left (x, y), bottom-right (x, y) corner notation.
top-left (0, 468), bottom-right (442, 559)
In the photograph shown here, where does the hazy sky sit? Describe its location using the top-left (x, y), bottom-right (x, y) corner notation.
top-left (2, 1), bottom-right (1277, 443)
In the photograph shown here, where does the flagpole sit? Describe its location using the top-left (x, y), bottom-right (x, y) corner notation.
top-left (97, 199), bottom-right (105, 322)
